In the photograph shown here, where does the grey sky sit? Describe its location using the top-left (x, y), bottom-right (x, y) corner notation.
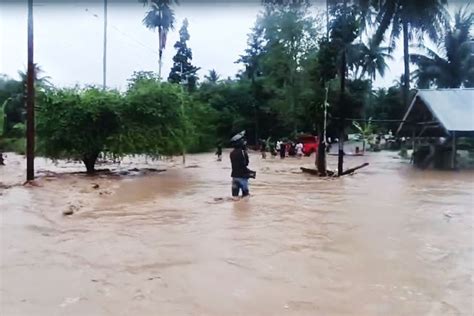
top-left (0, 1), bottom-right (467, 90)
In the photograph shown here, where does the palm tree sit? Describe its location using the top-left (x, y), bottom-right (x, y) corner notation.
top-left (349, 41), bottom-right (393, 80)
top-left (18, 64), bottom-right (51, 90)
top-left (139, 0), bottom-right (178, 79)
top-left (204, 69), bottom-right (220, 84)
top-left (370, 0), bottom-right (449, 107)
top-left (410, 7), bottom-right (474, 88)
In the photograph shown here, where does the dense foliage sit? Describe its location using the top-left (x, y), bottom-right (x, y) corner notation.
top-left (35, 74), bottom-right (215, 173)
top-left (37, 88), bottom-right (123, 173)
top-left (1, 0), bottom-right (469, 173)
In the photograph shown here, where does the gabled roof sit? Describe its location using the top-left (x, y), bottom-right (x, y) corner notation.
top-left (397, 89), bottom-right (474, 136)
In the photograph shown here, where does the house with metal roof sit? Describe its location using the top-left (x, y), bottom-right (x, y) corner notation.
top-left (397, 89), bottom-right (474, 169)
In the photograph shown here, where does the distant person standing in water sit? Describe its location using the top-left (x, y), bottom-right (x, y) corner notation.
top-left (215, 144), bottom-right (222, 161)
top-left (260, 140), bottom-right (267, 159)
top-left (270, 143), bottom-right (277, 158)
top-left (279, 141), bottom-right (286, 159)
top-left (296, 142), bottom-right (303, 158)
top-left (230, 131), bottom-right (255, 199)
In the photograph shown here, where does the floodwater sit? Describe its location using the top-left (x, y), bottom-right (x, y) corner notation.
top-left (1, 151), bottom-right (473, 315)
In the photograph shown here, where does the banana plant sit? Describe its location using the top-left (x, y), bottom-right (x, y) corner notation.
top-left (0, 99), bottom-right (6, 137)
top-left (352, 117), bottom-right (373, 153)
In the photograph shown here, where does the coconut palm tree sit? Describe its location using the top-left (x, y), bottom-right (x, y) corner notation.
top-left (410, 7), bottom-right (474, 88)
top-left (349, 41), bottom-right (393, 80)
top-left (17, 64), bottom-right (51, 90)
top-left (370, 0), bottom-right (449, 107)
top-left (139, 0), bottom-right (178, 79)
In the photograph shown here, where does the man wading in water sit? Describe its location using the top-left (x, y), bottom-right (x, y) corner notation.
top-left (230, 131), bottom-right (255, 200)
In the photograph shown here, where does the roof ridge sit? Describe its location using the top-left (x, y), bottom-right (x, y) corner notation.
top-left (417, 88), bottom-right (474, 91)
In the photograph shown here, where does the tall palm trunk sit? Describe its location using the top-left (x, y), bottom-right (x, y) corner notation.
top-left (158, 29), bottom-right (163, 79)
top-left (402, 19), bottom-right (410, 108)
top-left (316, 87), bottom-right (329, 176)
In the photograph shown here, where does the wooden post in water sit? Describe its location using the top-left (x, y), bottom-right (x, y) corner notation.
top-left (26, 0), bottom-right (35, 181)
top-left (451, 131), bottom-right (456, 169)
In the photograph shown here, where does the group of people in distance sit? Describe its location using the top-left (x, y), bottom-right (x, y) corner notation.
top-left (264, 140), bottom-right (303, 159)
top-left (216, 138), bottom-right (305, 163)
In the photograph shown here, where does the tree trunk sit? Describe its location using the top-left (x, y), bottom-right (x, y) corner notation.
top-left (83, 152), bottom-right (99, 174)
top-left (338, 49), bottom-right (346, 176)
top-left (402, 19), bottom-right (410, 109)
top-left (158, 29), bottom-right (163, 80)
top-left (372, 1), bottom-right (396, 47)
top-left (316, 139), bottom-right (327, 176)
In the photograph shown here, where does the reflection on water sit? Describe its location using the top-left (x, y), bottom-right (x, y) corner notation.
top-left (1, 151), bottom-right (473, 315)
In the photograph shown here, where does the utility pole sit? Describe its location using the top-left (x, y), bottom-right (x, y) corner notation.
top-left (103, 0), bottom-right (108, 90)
top-left (26, 0), bottom-right (35, 181)
top-left (326, 0), bottom-right (329, 38)
top-left (180, 62), bottom-right (186, 165)
top-left (338, 48), bottom-right (346, 176)
top-left (337, 0), bottom-right (348, 177)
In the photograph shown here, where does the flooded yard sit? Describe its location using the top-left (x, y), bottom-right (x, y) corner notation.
top-left (1, 151), bottom-right (473, 315)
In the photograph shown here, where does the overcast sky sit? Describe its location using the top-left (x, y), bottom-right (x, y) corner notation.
top-left (0, 1), bottom-right (467, 90)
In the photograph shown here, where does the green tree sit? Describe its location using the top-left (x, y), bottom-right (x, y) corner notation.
top-left (237, 19), bottom-right (266, 143)
top-left (204, 69), bottom-right (220, 84)
top-left (350, 41), bottom-right (393, 81)
top-left (259, 2), bottom-right (319, 133)
top-left (168, 18), bottom-right (199, 91)
top-left (0, 76), bottom-right (23, 135)
top-left (195, 80), bottom-right (258, 141)
top-left (37, 88), bottom-right (123, 174)
top-left (365, 86), bottom-right (404, 132)
top-left (140, 0), bottom-right (178, 79)
top-left (17, 64), bottom-right (51, 90)
top-left (123, 76), bottom-right (187, 156)
top-left (411, 7), bottom-right (474, 88)
top-left (0, 65), bottom-right (50, 136)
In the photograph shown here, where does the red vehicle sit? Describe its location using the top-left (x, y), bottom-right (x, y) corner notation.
top-left (297, 134), bottom-right (319, 156)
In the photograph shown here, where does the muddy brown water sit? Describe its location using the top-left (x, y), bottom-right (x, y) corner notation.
top-left (1, 151), bottom-right (473, 315)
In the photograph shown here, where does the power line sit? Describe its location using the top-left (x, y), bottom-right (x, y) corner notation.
top-left (82, 6), bottom-right (159, 56)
